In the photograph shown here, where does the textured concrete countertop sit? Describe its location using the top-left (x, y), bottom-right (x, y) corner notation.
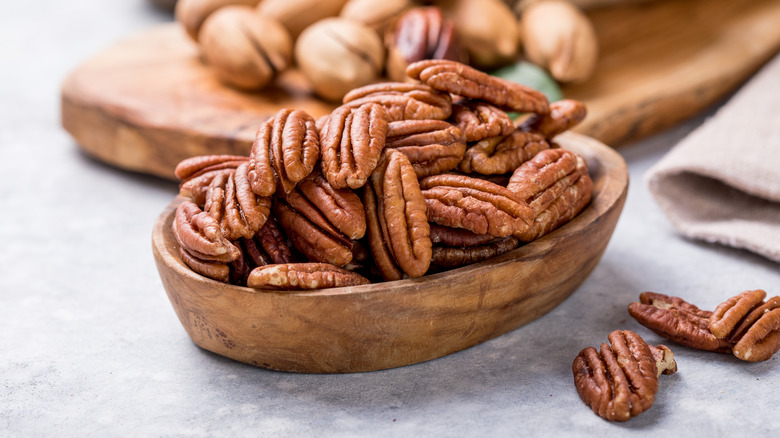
top-left (2, 1), bottom-right (778, 436)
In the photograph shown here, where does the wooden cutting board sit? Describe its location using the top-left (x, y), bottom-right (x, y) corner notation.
top-left (61, 0), bottom-right (780, 180)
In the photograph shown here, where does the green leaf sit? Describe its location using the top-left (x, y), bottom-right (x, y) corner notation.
top-left (490, 61), bottom-right (563, 103)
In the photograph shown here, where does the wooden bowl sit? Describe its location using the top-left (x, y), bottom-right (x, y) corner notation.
top-left (152, 132), bottom-right (628, 373)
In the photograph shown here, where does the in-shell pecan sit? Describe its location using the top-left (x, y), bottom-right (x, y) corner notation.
top-left (420, 174), bottom-right (533, 237)
top-left (367, 149), bottom-right (432, 278)
top-left (172, 201), bottom-right (241, 282)
top-left (385, 119), bottom-right (467, 178)
top-left (518, 99), bottom-right (587, 140)
top-left (431, 236), bottom-right (519, 268)
top-left (203, 162), bottom-right (272, 241)
top-left (709, 290), bottom-right (780, 362)
top-left (319, 103), bottom-right (390, 189)
top-left (449, 99), bottom-right (514, 143)
top-left (342, 82), bottom-right (452, 121)
top-left (507, 149), bottom-right (592, 241)
top-left (176, 154), bottom-right (248, 206)
top-left (628, 292), bottom-right (735, 353)
top-left (572, 330), bottom-right (677, 422)
top-left (406, 59), bottom-right (550, 115)
top-left (248, 108), bottom-right (320, 196)
top-left (458, 131), bottom-right (550, 175)
top-left (247, 263), bottom-right (370, 290)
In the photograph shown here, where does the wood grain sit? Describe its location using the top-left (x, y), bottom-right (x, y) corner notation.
top-left (151, 133), bottom-right (628, 373)
top-left (62, 0), bottom-right (780, 180)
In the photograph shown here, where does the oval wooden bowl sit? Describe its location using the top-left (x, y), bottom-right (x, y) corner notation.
top-left (152, 132), bottom-right (628, 373)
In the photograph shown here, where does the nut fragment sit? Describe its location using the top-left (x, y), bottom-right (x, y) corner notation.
top-left (203, 162), bottom-right (272, 241)
top-left (175, 154), bottom-right (248, 205)
top-left (343, 82), bottom-right (452, 121)
top-left (247, 263), bottom-right (370, 290)
top-left (385, 119), bottom-right (467, 178)
top-left (406, 59), bottom-right (550, 115)
top-left (518, 99), bottom-right (587, 140)
top-left (572, 330), bottom-right (676, 422)
top-left (449, 99), bottom-right (514, 143)
top-left (458, 131), bottom-right (549, 175)
top-left (319, 103), bottom-right (390, 189)
top-left (248, 108), bottom-right (320, 196)
top-left (172, 201), bottom-right (241, 282)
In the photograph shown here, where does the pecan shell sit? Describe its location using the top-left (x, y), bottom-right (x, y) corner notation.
top-left (518, 99), bottom-right (587, 140)
top-left (458, 131), bottom-right (550, 175)
top-left (172, 201), bottom-right (241, 282)
top-left (247, 263), bottom-right (370, 290)
top-left (176, 154), bottom-right (248, 206)
top-left (319, 103), bottom-right (390, 189)
top-left (572, 330), bottom-right (676, 422)
top-left (248, 108), bottom-right (320, 196)
top-left (420, 174), bottom-right (533, 237)
top-left (204, 163), bottom-right (272, 241)
top-left (431, 236), bottom-right (519, 268)
top-left (385, 119), bottom-right (467, 178)
top-left (406, 59), bottom-right (550, 115)
top-left (342, 82), bottom-right (452, 121)
top-left (449, 99), bottom-right (514, 143)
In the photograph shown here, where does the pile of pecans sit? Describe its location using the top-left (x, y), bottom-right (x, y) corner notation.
top-left (171, 59), bottom-right (592, 290)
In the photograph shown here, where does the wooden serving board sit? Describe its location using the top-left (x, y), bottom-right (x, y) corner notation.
top-left (61, 0), bottom-right (780, 180)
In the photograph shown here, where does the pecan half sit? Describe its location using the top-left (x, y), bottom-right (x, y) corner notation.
top-left (518, 99), bottom-right (587, 140)
top-left (247, 263), bottom-right (370, 290)
top-left (628, 292), bottom-right (734, 353)
top-left (709, 290), bottom-right (780, 362)
top-left (429, 224), bottom-right (495, 247)
top-left (342, 82), bottom-right (452, 121)
top-left (458, 131), bottom-right (549, 175)
top-left (572, 330), bottom-right (676, 422)
top-left (176, 155), bottom-right (248, 206)
top-left (368, 149), bottom-right (432, 278)
top-left (203, 162), bottom-right (272, 241)
top-left (319, 103), bottom-right (390, 189)
top-left (431, 236), bottom-right (519, 268)
top-left (420, 174), bottom-right (533, 237)
top-left (406, 59), bottom-right (550, 115)
top-left (385, 119), bottom-right (467, 178)
top-left (364, 183), bottom-right (404, 281)
top-left (248, 108), bottom-right (320, 196)
top-left (449, 99), bottom-right (514, 143)
top-left (172, 201), bottom-right (241, 282)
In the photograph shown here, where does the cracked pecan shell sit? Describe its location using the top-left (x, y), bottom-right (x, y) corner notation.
top-left (247, 263), bottom-right (370, 290)
top-left (176, 155), bottom-right (248, 206)
top-left (420, 174), bottom-right (533, 237)
top-left (248, 108), bottom-right (320, 196)
top-left (406, 59), bottom-right (550, 115)
top-left (172, 201), bottom-right (241, 282)
top-left (518, 99), bottom-right (587, 140)
top-left (385, 119), bottom-right (467, 178)
top-left (449, 99), bottom-right (514, 143)
top-left (458, 131), bottom-right (549, 175)
top-left (431, 236), bottom-right (519, 268)
top-left (203, 162), bottom-right (272, 241)
top-left (319, 103), bottom-right (390, 189)
top-left (342, 82), bottom-right (452, 121)
top-left (572, 330), bottom-right (676, 422)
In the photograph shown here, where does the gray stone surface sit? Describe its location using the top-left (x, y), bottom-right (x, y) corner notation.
top-left (1, 1), bottom-right (778, 436)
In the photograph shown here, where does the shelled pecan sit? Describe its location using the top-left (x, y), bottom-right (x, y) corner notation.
top-left (458, 131), bottom-right (549, 175)
top-left (203, 162), bottom-right (272, 241)
top-left (429, 224), bottom-right (495, 247)
top-left (247, 263), bottom-right (370, 290)
top-left (406, 59), bottom-right (550, 115)
top-left (342, 82), bottom-right (452, 121)
top-left (448, 99), bottom-right (514, 143)
top-left (175, 154), bottom-right (248, 206)
top-left (518, 99), bottom-right (587, 140)
top-left (572, 330), bottom-right (677, 422)
top-left (420, 174), bottom-right (533, 237)
top-left (385, 119), bottom-right (467, 178)
top-left (248, 108), bottom-right (320, 196)
top-left (431, 236), bottom-right (519, 268)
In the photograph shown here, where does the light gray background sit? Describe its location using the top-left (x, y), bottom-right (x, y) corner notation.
top-left (2, 1), bottom-right (778, 436)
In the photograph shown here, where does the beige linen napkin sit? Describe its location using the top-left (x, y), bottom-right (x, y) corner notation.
top-left (646, 54), bottom-right (780, 263)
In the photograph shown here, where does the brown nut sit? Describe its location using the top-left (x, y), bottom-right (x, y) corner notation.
top-left (385, 6), bottom-right (466, 82)
top-left (364, 183), bottom-right (404, 281)
top-left (507, 149), bottom-right (593, 241)
top-left (458, 131), bottom-right (549, 175)
top-left (247, 263), bottom-right (370, 290)
top-left (709, 290), bottom-right (780, 362)
top-left (431, 236), bottom-right (519, 268)
top-left (257, 0), bottom-right (348, 39)
top-left (199, 6), bottom-right (293, 90)
top-left (175, 154), bottom-right (248, 206)
top-left (175, 0), bottom-right (261, 42)
top-left (239, 217), bottom-right (296, 268)
top-left (446, 0), bottom-right (519, 69)
top-left (385, 119), bottom-right (467, 178)
top-left (420, 174), bottom-right (533, 237)
top-left (203, 162), bottom-right (272, 241)
top-left (319, 103), bottom-right (390, 189)
top-left (628, 292), bottom-right (734, 353)
top-left (340, 0), bottom-right (411, 34)
top-left (406, 60), bottom-right (550, 115)
top-left (248, 108), bottom-right (320, 196)
top-left (343, 82), bottom-right (453, 121)
top-left (429, 224), bottom-right (495, 247)
top-left (295, 171), bottom-right (367, 240)
top-left (449, 99), bottom-right (514, 143)
top-left (295, 18), bottom-right (384, 102)
top-left (368, 150), bottom-right (432, 279)
top-left (518, 99), bottom-right (588, 140)
top-left (572, 330), bottom-right (676, 422)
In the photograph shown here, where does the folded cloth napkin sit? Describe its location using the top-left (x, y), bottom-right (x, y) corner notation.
top-left (646, 53), bottom-right (780, 263)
